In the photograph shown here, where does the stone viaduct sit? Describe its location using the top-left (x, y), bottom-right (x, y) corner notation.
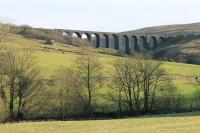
top-left (56, 29), bottom-right (168, 54)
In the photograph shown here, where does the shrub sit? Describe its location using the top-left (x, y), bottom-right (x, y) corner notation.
top-left (0, 99), bottom-right (8, 122)
top-left (19, 27), bottom-right (90, 46)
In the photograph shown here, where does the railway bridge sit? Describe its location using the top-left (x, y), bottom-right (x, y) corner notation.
top-left (56, 29), bottom-right (168, 54)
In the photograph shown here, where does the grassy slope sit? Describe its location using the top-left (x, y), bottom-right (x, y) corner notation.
top-left (1, 35), bottom-right (200, 133)
top-left (123, 22), bottom-right (200, 35)
top-left (152, 38), bottom-right (200, 64)
top-left (1, 112), bottom-right (200, 133)
top-left (6, 36), bottom-right (200, 95)
top-left (122, 22), bottom-right (200, 65)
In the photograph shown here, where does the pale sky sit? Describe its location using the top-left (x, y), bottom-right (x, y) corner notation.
top-left (0, 0), bottom-right (200, 32)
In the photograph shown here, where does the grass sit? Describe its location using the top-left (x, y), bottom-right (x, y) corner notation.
top-left (173, 80), bottom-right (198, 95)
top-left (6, 35), bottom-right (200, 95)
top-left (162, 62), bottom-right (200, 77)
top-left (1, 112), bottom-right (200, 133)
top-left (1, 35), bottom-right (200, 133)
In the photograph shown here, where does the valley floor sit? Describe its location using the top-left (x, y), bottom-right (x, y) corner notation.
top-left (1, 112), bottom-right (200, 133)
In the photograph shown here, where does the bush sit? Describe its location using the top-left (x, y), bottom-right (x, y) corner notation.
top-left (163, 34), bottom-right (200, 46)
top-left (44, 39), bottom-right (54, 45)
top-left (0, 99), bottom-right (8, 122)
top-left (157, 83), bottom-right (183, 112)
top-left (19, 27), bottom-right (90, 46)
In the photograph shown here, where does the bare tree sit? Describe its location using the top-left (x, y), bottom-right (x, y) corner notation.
top-left (109, 57), bottom-right (143, 114)
top-left (159, 82), bottom-right (181, 112)
top-left (0, 81), bottom-right (7, 122)
top-left (113, 58), bottom-right (136, 113)
top-left (107, 84), bottom-right (123, 115)
top-left (0, 23), bottom-right (17, 50)
top-left (53, 67), bottom-right (76, 120)
top-left (196, 77), bottom-right (200, 85)
top-left (75, 46), bottom-right (102, 115)
top-left (0, 48), bottom-right (40, 121)
top-left (109, 55), bottom-right (176, 114)
top-left (0, 23), bottom-right (18, 121)
top-left (137, 58), bottom-right (163, 113)
top-left (193, 77), bottom-right (200, 109)
top-left (1, 48), bottom-right (18, 120)
top-left (135, 57), bottom-right (176, 113)
top-left (15, 49), bottom-right (41, 120)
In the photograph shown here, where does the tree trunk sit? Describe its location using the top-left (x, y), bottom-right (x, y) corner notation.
top-left (143, 82), bottom-right (149, 114)
top-left (59, 87), bottom-right (65, 120)
top-left (118, 89), bottom-right (122, 116)
top-left (17, 82), bottom-right (24, 121)
top-left (87, 63), bottom-right (92, 115)
top-left (9, 78), bottom-right (15, 121)
top-left (143, 73), bottom-right (149, 114)
top-left (128, 87), bottom-right (133, 113)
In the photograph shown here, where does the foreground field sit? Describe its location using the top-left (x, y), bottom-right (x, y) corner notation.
top-left (1, 112), bottom-right (200, 133)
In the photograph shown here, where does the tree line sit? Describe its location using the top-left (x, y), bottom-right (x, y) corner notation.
top-left (0, 25), bottom-right (200, 122)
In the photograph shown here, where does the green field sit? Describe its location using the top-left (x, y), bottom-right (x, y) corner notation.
top-left (7, 36), bottom-right (200, 77)
top-left (1, 33), bottom-right (200, 133)
top-left (1, 112), bottom-right (200, 133)
top-left (6, 36), bottom-right (200, 95)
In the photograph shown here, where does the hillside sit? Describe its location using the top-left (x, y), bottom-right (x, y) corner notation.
top-left (123, 22), bottom-right (200, 35)
top-left (6, 35), bottom-right (200, 77)
top-left (152, 35), bottom-right (200, 64)
top-left (0, 33), bottom-right (199, 121)
top-left (14, 22), bottom-right (200, 65)
top-left (1, 24), bottom-right (200, 104)
top-left (120, 22), bottom-right (200, 64)
top-left (6, 35), bottom-right (200, 95)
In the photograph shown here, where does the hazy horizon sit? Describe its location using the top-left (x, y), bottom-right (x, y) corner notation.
top-left (0, 0), bottom-right (200, 32)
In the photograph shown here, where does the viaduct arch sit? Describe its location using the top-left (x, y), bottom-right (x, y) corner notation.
top-left (58, 29), bottom-right (167, 55)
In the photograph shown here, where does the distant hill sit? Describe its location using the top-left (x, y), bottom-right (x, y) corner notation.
top-left (122, 22), bottom-right (200, 36)
top-left (121, 22), bottom-right (200, 65)
top-left (17, 22), bottom-right (200, 65)
top-left (152, 36), bottom-right (200, 64)
top-left (2, 22), bottom-right (200, 64)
